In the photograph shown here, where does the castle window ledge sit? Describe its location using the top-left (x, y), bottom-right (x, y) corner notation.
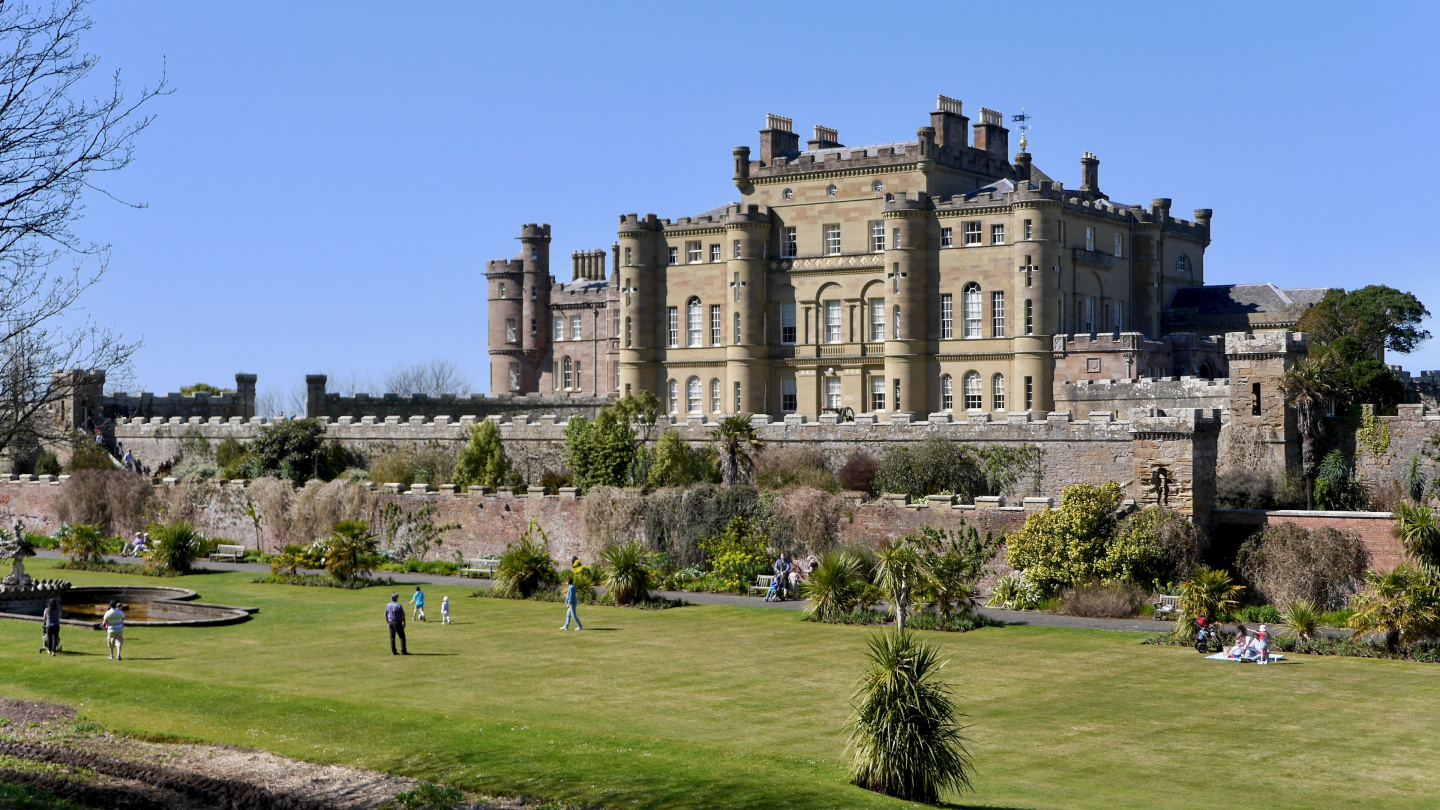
top-left (1073, 248), bottom-right (1114, 268)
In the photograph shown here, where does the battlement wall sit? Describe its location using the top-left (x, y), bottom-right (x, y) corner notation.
top-left (1225, 330), bottom-right (1308, 357)
top-left (102, 389), bottom-right (255, 422)
top-left (112, 407), bottom-right (1221, 513)
top-left (1055, 377), bottom-right (1233, 418)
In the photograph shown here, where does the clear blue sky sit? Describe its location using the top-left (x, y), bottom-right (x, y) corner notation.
top-left (72, 1), bottom-right (1440, 402)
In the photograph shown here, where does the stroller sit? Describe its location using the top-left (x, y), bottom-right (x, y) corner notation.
top-left (1193, 618), bottom-right (1219, 654)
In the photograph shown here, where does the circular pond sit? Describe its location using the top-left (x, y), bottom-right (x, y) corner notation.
top-left (1, 586), bottom-right (256, 627)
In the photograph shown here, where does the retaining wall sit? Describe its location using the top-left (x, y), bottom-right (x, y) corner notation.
top-left (1211, 509), bottom-right (1403, 571)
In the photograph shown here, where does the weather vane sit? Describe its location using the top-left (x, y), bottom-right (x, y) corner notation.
top-left (1012, 108), bottom-right (1032, 151)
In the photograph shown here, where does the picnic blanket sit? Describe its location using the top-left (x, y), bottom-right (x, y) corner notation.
top-left (1206, 652), bottom-right (1283, 663)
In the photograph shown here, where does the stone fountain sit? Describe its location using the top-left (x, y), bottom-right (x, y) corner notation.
top-left (0, 519), bottom-right (70, 616)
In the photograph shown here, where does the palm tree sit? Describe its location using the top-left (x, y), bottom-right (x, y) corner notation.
top-left (1394, 501), bottom-right (1440, 567)
top-left (800, 551), bottom-right (862, 620)
top-left (600, 540), bottom-right (651, 605)
top-left (1282, 356), bottom-right (1340, 509)
top-left (712, 414), bottom-right (762, 485)
top-left (845, 629), bottom-right (973, 803)
top-left (1348, 564), bottom-right (1440, 651)
top-left (875, 543), bottom-right (925, 629)
top-left (1178, 567), bottom-right (1244, 624)
top-left (1280, 599), bottom-right (1322, 642)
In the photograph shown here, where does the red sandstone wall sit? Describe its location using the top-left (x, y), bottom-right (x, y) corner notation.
top-left (1212, 509), bottom-right (1402, 570)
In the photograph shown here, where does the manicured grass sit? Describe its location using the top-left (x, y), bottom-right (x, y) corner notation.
top-left (3, 558), bottom-right (1440, 809)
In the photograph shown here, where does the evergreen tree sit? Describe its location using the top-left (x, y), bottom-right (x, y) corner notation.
top-left (454, 420), bottom-right (511, 488)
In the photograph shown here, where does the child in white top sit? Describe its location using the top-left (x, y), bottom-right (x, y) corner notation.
top-left (441, 595), bottom-right (451, 624)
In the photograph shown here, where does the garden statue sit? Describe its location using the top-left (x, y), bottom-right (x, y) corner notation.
top-left (0, 518), bottom-right (35, 589)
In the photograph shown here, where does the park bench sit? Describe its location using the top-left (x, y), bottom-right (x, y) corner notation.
top-left (209, 544), bottom-right (246, 563)
top-left (748, 574), bottom-right (775, 596)
top-left (460, 558), bottom-right (501, 578)
top-left (1154, 594), bottom-right (1181, 617)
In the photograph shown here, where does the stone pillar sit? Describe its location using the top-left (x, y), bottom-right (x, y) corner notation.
top-left (305, 374), bottom-right (328, 419)
top-left (235, 373), bottom-right (257, 419)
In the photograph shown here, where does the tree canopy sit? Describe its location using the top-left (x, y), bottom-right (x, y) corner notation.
top-left (1297, 286), bottom-right (1431, 356)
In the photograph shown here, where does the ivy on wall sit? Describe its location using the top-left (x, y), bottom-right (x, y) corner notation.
top-left (1355, 405), bottom-right (1391, 459)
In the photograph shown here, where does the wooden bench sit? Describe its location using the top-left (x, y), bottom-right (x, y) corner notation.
top-left (209, 544), bottom-right (246, 563)
top-left (748, 574), bottom-right (775, 596)
top-left (1154, 594), bottom-right (1181, 617)
top-left (460, 558), bottom-right (501, 578)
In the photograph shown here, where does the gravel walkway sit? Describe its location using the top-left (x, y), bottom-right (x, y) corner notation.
top-left (33, 550), bottom-right (1179, 633)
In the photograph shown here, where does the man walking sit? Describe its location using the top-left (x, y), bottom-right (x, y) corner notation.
top-left (40, 598), bottom-right (60, 655)
top-left (385, 592), bottom-right (409, 655)
top-left (101, 601), bottom-right (124, 660)
top-left (560, 576), bottom-right (582, 630)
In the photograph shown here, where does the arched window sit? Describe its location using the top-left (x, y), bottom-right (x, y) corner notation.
top-left (893, 305), bottom-right (901, 339)
top-left (940, 374), bottom-right (954, 411)
top-left (687, 297), bottom-right (703, 347)
top-left (562, 356), bottom-right (572, 389)
top-left (687, 376), bottom-right (702, 413)
top-left (710, 378), bottom-right (721, 413)
top-left (963, 372), bottom-right (982, 410)
top-left (992, 374), bottom-right (1006, 411)
top-left (963, 283), bottom-right (982, 337)
top-left (667, 379), bottom-right (678, 413)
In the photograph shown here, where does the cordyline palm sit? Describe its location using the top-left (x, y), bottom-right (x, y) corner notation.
top-left (845, 629), bottom-right (973, 803)
top-left (1282, 356), bottom-right (1340, 510)
top-left (713, 414), bottom-right (762, 485)
top-left (876, 544), bottom-right (926, 629)
top-left (1394, 501), bottom-right (1440, 567)
top-left (1179, 567), bottom-right (1244, 624)
top-left (801, 551), bottom-right (862, 620)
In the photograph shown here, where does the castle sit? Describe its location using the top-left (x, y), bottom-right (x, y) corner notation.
top-left (487, 95), bottom-right (1326, 420)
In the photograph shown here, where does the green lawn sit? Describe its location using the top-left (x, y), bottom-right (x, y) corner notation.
top-left (2, 558), bottom-right (1439, 809)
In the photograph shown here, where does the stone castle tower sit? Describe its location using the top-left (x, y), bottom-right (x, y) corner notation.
top-left (487, 224), bottom-right (553, 394)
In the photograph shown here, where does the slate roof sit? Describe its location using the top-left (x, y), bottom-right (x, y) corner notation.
top-left (1169, 283), bottom-right (1332, 318)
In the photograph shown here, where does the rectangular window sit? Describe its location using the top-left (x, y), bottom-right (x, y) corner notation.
top-left (687, 241), bottom-right (702, 263)
top-left (964, 288), bottom-right (982, 337)
top-left (625, 317), bottom-right (632, 347)
top-left (1113, 302), bottom-right (1123, 332)
top-left (826, 376), bottom-right (841, 410)
top-left (530, 286), bottom-right (536, 300)
top-left (781, 303), bottom-right (796, 344)
top-left (711, 305), bottom-right (722, 345)
top-left (611, 309), bottom-right (620, 340)
top-left (1114, 233), bottom-right (1124, 258)
top-left (509, 363), bottom-right (519, 391)
top-left (711, 379), bottom-right (721, 413)
top-left (667, 306), bottom-right (679, 347)
top-left (734, 382), bottom-right (741, 413)
top-left (505, 318), bottom-right (517, 342)
top-left (991, 223), bottom-right (1005, 245)
top-left (667, 246), bottom-right (677, 265)
top-left (894, 379), bottom-right (901, 412)
top-left (940, 293), bottom-right (953, 339)
top-left (1084, 296), bottom-right (1095, 333)
top-left (869, 298), bottom-right (885, 342)
top-left (687, 303), bottom-right (702, 347)
top-left (555, 316), bottom-right (565, 341)
top-left (870, 221), bottom-right (885, 252)
top-left (530, 318), bottom-right (536, 335)
top-left (1024, 219), bottom-right (1033, 240)
top-left (781, 378), bottom-right (797, 413)
top-left (732, 240), bottom-right (741, 259)
top-left (1085, 227), bottom-right (1095, 251)
top-left (993, 375), bottom-right (1005, 411)
top-left (824, 224), bottom-right (841, 255)
top-left (893, 228), bottom-right (902, 249)
top-left (498, 282), bottom-right (506, 298)
top-left (1058, 220), bottom-right (1066, 245)
top-left (571, 315), bottom-right (582, 340)
top-left (710, 244), bottom-right (721, 263)
top-left (624, 246), bottom-right (632, 265)
top-left (825, 300), bottom-right (842, 343)
top-left (1025, 376), bottom-right (1033, 411)
top-left (1025, 299), bottom-right (1033, 335)
top-left (963, 221), bottom-right (982, 245)
top-left (893, 305), bottom-right (900, 340)
top-left (1252, 383), bottom-right (1262, 416)
top-left (992, 291), bottom-right (1005, 337)
top-left (940, 227), bottom-right (953, 248)
top-left (781, 227), bottom-right (797, 257)
top-left (733, 312), bottom-right (741, 345)
top-left (870, 376), bottom-right (886, 412)
top-left (575, 361), bottom-right (581, 390)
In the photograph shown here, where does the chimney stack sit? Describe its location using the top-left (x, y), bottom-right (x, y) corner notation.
top-left (572, 249), bottom-right (606, 281)
top-left (1080, 152), bottom-right (1100, 194)
top-left (758, 114), bottom-right (799, 165)
top-left (972, 108), bottom-right (1008, 157)
top-left (807, 124), bottom-right (842, 151)
top-left (930, 94), bottom-right (969, 151)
